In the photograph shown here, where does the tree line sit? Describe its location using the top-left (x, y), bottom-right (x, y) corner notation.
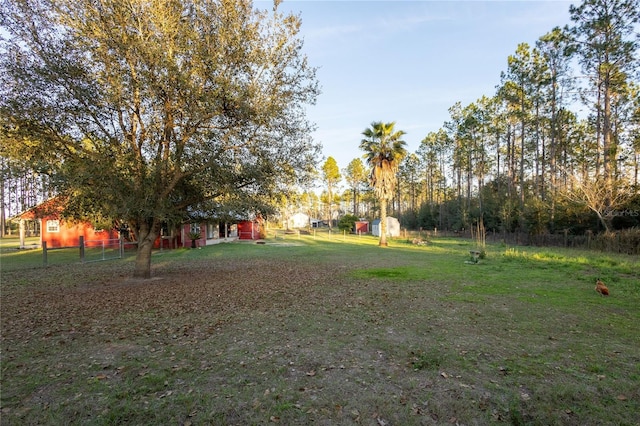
top-left (311, 0), bottom-right (639, 236)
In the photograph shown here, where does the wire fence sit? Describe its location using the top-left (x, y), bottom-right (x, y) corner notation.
top-left (439, 228), bottom-right (640, 255)
top-left (44, 236), bottom-right (142, 265)
top-left (1, 237), bottom-right (139, 271)
top-left (82, 238), bottom-right (126, 263)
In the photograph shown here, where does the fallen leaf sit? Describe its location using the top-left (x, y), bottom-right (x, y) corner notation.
top-left (617, 395), bottom-right (627, 401)
top-left (440, 372), bottom-right (449, 379)
top-left (306, 370), bottom-right (316, 377)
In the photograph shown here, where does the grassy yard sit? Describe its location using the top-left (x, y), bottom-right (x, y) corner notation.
top-left (1, 234), bottom-right (639, 425)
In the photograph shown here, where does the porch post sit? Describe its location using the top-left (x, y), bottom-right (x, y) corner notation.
top-left (19, 218), bottom-right (25, 248)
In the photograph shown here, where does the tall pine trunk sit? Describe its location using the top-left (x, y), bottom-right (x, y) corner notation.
top-left (353, 188), bottom-right (358, 216)
top-left (602, 74), bottom-right (614, 211)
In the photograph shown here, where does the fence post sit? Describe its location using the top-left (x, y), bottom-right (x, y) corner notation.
top-left (563, 229), bottom-right (568, 248)
top-left (617, 232), bottom-right (621, 253)
top-left (119, 235), bottom-right (124, 259)
top-left (79, 236), bottom-right (85, 262)
top-left (42, 241), bottom-right (47, 266)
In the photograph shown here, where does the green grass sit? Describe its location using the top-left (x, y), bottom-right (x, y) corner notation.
top-left (1, 234), bottom-right (639, 425)
top-left (0, 236), bottom-right (133, 271)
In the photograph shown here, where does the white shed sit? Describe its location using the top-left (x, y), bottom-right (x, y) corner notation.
top-left (288, 212), bottom-right (310, 229)
top-left (371, 217), bottom-right (400, 237)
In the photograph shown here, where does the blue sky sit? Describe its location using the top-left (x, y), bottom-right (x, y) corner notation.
top-left (268, 0), bottom-right (574, 174)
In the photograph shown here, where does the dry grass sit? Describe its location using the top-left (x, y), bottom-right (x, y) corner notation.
top-left (1, 235), bottom-right (639, 425)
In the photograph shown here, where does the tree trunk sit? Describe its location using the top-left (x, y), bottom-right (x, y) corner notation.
top-left (0, 174), bottom-right (5, 238)
top-left (353, 188), bottom-right (358, 216)
top-left (634, 151), bottom-right (639, 187)
top-left (133, 221), bottom-right (159, 279)
top-left (379, 198), bottom-right (388, 247)
top-left (602, 74), bottom-right (614, 211)
top-left (327, 185), bottom-right (333, 229)
top-left (594, 209), bottom-right (610, 233)
top-left (519, 106), bottom-right (526, 230)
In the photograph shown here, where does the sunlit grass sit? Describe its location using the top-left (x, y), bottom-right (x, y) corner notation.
top-left (0, 235), bottom-right (40, 249)
top-left (1, 234), bottom-right (639, 424)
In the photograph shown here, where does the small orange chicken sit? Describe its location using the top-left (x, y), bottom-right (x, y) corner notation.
top-left (595, 279), bottom-right (609, 296)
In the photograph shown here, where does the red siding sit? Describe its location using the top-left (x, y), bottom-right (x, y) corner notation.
top-left (238, 220), bottom-right (260, 240)
top-left (180, 224), bottom-right (201, 248)
top-left (19, 197), bottom-right (117, 248)
top-left (40, 217), bottom-right (118, 248)
top-left (355, 221), bottom-right (369, 234)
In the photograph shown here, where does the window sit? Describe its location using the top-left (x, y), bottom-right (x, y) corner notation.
top-left (46, 220), bottom-right (60, 233)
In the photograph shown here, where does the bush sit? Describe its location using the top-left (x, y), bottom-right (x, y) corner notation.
top-left (591, 228), bottom-right (640, 255)
top-left (338, 214), bottom-right (358, 233)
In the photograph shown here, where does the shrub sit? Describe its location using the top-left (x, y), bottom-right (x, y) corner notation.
top-left (338, 214), bottom-right (358, 232)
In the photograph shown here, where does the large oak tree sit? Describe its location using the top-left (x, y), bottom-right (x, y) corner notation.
top-left (0, 0), bottom-right (320, 278)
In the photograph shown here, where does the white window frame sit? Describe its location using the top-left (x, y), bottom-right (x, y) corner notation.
top-left (46, 220), bottom-right (60, 233)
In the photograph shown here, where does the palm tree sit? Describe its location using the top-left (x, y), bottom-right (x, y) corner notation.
top-left (360, 121), bottom-right (407, 246)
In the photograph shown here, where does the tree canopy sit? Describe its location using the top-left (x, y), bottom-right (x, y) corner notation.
top-left (0, 0), bottom-right (320, 278)
top-left (343, 157), bottom-right (367, 216)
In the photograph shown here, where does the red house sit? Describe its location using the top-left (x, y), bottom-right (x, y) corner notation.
top-left (17, 198), bottom-right (260, 250)
top-left (16, 197), bottom-right (119, 248)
